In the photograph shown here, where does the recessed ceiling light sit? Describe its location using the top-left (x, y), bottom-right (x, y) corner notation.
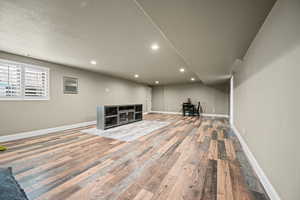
top-left (134, 74), bottom-right (139, 78)
top-left (179, 68), bottom-right (185, 72)
top-left (155, 81), bottom-right (159, 84)
top-left (80, 1), bottom-right (87, 7)
top-left (90, 60), bottom-right (97, 65)
top-left (191, 77), bottom-right (195, 81)
top-left (151, 43), bottom-right (160, 51)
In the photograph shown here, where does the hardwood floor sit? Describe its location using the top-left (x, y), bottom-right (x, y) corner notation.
top-left (0, 114), bottom-right (269, 200)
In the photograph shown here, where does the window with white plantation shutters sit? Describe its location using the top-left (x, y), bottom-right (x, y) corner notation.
top-left (0, 60), bottom-right (22, 98)
top-left (0, 59), bottom-right (49, 100)
top-left (24, 67), bottom-right (48, 99)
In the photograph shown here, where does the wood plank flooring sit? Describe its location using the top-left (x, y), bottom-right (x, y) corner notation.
top-left (0, 114), bottom-right (269, 200)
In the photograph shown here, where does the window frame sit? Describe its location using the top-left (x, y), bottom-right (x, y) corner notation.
top-left (0, 58), bottom-right (50, 101)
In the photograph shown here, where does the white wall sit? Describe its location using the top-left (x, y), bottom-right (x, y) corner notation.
top-left (152, 82), bottom-right (229, 115)
top-left (0, 52), bottom-right (151, 136)
top-left (234, 0), bottom-right (300, 199)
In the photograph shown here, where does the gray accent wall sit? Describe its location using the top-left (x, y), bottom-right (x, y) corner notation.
top-left (0, 52), bottom-right (151, 136)
top-left (234, 0), bottom-right (300, 199)
top-left (152, 82), bottom-right (229, 115)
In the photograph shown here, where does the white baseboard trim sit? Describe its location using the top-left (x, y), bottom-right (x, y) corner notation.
top-left (150, 111), bottom-right (229, 118)
top-left (232, 125), bottom-right (281, 200)
top-left (0, 121), bottom-right (96, 143)
top-left (149, 111), bottom-right (181, 115)
top-left (201, 113), bottom-right (229, 118)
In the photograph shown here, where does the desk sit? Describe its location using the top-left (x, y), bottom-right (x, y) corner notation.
top-left (182, 103), bottom-right (195, 116)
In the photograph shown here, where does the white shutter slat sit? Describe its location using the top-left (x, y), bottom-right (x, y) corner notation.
top-left (0, 61), bottom-right (22, 98)
top-left (24, 67), bottom-right (48, 99)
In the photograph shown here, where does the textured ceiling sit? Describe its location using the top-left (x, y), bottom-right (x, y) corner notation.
top-left (0, 0), bottom-right (275, 85)
top-left (136, 0), bottom-right (276, 84)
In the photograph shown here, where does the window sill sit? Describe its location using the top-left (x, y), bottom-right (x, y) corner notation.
top-left (0, 98), bottom-right (50, 101)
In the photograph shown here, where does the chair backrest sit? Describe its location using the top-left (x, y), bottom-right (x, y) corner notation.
top-left (197, 102), bottom-right (200, 111)
top-left (197, 101), bottom-right (203, 113)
